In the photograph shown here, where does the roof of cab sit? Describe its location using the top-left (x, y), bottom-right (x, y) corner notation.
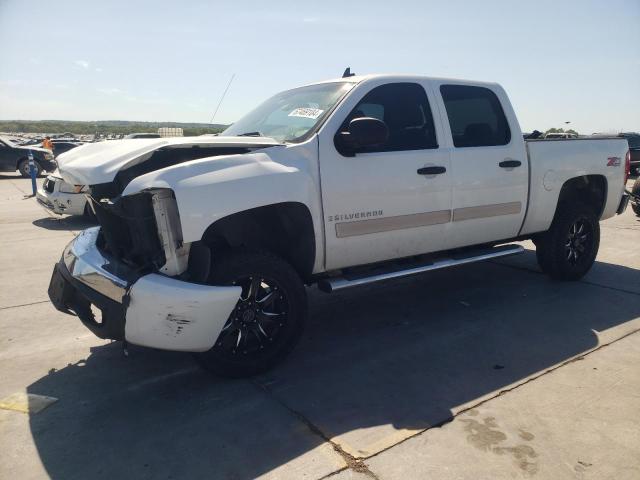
top-left (306, 73), bottom-right (501, 89)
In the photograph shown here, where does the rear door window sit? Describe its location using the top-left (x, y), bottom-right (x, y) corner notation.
top-left (440, 85), bottom-right (511, 147)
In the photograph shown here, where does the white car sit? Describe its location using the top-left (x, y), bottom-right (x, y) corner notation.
top-left (48, 73), bottom-right (631, 377)
top-left (37, 171), bottom-right (92, 217)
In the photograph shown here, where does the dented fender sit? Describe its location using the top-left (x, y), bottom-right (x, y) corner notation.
top-left (125, 274), bottom-right (241, 352)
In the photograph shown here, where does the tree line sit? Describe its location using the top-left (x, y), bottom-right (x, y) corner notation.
top-left (0, 120), bottom-right (227, 137)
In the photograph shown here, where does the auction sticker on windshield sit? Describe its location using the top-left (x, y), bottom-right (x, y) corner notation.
top-left (288, 108), bottom-right (324, 119)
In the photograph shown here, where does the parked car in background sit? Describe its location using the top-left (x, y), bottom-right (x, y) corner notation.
top-left (0, 136), bottom-right (56, 177)
top-left (36, 170), bottom-right (94, 217)
top-left (631, 177), bottom-right (640, 216)
top-left (545, 132), bottom-right (578, 139)
top-left (618, 133), bottom-right (639, 175)
top-left (124, 133), bottom-right (161, 139)
top-left (52, 139), bottom-right (84, 158)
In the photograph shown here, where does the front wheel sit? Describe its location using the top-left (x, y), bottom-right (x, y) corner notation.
top-left (18, 159), bottom-right (42, 178)
top-left (194, 251), bottom-right (307, 378)
top-left (535, 204), bottom-right (600, 281)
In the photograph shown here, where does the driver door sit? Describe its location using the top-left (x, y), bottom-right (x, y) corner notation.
top-left (318, 80), bottom-right (452, 270)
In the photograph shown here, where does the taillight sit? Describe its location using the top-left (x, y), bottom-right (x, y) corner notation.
top-left (624, 150), bottom-right (631, 184)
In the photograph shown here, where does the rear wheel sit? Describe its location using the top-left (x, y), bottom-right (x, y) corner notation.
top-left (535, 204), bottom-right (600, 280)
top-left (18, 159), bottom-right (42, 178)
top-left (194, 251), bottom-right (307, 378)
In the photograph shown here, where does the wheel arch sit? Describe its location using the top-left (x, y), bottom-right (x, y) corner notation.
top-left (555, 174), bottom-right (607, 218)
top-left (200, 202), bottom-right (316, 281)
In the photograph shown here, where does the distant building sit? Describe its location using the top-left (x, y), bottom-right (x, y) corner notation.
top-left (158, 127), bottom-right (183, 137)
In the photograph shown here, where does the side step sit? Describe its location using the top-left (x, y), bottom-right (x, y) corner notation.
top-left (318, 244), bottom-right (524, 293)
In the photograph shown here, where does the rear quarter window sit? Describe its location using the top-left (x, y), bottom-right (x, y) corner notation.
top-left (440, 85), bottom-right (511, 148)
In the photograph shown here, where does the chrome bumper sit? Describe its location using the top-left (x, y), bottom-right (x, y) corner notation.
top-left (56, 227), bottom-right (243, 351)
top-left (62, 227), bottom-right (138, 302)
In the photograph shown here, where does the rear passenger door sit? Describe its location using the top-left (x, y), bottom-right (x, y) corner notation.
top-left (435, 83), bottom-right (528, 247)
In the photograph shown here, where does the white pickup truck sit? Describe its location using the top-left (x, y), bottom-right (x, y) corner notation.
top-left (48, 74), bottom-right (631, 377)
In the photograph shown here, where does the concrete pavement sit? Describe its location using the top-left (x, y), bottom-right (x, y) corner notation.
top-left (1, 173), bottom-right (638, 479)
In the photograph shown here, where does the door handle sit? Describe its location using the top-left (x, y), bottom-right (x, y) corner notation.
top-left (499, 159), bottom-right (522, 168)
top-left (417, 166), bottom-right (446, 175)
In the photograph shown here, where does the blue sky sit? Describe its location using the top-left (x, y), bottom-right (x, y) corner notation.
top-left (0, 0), bottom-right (638, 133)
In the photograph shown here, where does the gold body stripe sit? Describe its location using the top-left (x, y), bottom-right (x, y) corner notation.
top-left (335, 210), bottom-right (451, 238)
top-left (452, 202), bottom-right (522, 222)
top-left (333, 201), bottom-right (522, 238)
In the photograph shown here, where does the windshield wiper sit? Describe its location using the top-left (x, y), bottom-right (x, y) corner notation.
top-left (236, 131), bottom-right (263, 137)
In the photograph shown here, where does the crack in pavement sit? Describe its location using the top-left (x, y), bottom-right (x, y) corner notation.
top-left (251, 380), bottom-right (380, 480)
top-left (253, 326), bottom-right (640, 480)
top-left (0, 300), bottom-right (50, 312)
top-left (350, 326), bottom-right (640, 472)
top-left (260, 255), bottom-right (640, 479)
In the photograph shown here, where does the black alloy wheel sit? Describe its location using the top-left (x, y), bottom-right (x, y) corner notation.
top-left (216, 275), bottom-right (289, 356)
top-left (194, 251), bottom-right (307, 378)
top-left (564, 218), bottom-right (592, 265)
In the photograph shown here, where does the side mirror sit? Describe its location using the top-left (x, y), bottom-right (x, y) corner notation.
top-left (335, 117), bottom-right (389, 156)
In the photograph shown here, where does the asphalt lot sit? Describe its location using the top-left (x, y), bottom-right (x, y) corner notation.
top-left (1, 173), bottom-right (639, 480)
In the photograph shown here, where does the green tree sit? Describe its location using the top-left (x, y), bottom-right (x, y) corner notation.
top-left (545, 127), bottom-right (579, 136)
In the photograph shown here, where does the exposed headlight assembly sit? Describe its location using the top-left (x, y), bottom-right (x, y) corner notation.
top-left (148, 189), bottom-right (190, 276)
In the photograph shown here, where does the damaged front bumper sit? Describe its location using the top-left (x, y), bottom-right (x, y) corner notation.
top-left (48, 227), bottom-right (241, 352)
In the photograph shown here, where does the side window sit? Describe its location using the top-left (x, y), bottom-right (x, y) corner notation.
top-left (340, 83), bottom-right (438, 153)
top-left (440, 85), bottom-right (511, 147)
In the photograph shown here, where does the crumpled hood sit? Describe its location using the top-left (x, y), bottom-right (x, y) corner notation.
top-left (56, 136), bottom-right (282, 185)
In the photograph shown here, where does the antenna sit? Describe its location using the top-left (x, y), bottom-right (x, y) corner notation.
top-left (342, 67), bottom-right (355, 78)
top-left (209, 73), bottom-right (236, 124)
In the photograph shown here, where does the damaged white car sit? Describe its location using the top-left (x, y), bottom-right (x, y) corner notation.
top-left (48, 74), bottom-right (630, 377)
top-left (37, 171), bottom-right (93, 217)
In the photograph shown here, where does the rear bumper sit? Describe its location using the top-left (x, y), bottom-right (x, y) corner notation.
top-left (48, 227), bottom-right (242, 352)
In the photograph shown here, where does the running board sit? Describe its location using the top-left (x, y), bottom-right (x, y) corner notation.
top-left (318, 244), bottom-right (524, 293)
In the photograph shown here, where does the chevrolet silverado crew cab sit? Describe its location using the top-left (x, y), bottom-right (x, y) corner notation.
top-left (48, 74), bottom-right (631, 377)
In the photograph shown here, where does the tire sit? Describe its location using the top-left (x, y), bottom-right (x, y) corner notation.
top-left (18, 159), bottom-right (42, 178)
top-left (194, 250), bottom-right (307, 378)
top-left (632, 178), bottom-right (640, 217)
top-left (535, 203), bottom-right (600, 281)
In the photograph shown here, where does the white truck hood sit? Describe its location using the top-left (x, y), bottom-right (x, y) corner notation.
top-left (56, 136), bottom-right (282, 185)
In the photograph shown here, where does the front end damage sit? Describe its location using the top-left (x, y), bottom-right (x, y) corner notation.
top-left (48, 189), bottom-right (241, 352)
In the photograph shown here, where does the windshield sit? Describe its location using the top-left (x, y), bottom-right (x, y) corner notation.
top-left (223, 82), bottom-right (355, 143)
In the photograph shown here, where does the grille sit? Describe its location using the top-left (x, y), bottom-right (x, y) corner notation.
top-left (92, 193), bottom-right (165, 270)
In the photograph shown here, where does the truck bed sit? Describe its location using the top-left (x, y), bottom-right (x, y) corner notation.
top-left (520, 137), bottom-right (629, 235)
